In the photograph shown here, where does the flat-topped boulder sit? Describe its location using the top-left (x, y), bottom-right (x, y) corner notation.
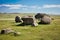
top-left (21, 16), bottom-right (38, 26)
top-left (22, 17), bottom-right (34, 25)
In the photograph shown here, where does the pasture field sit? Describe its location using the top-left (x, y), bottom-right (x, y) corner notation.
top-left (0, 13), bottom-right (60, 40)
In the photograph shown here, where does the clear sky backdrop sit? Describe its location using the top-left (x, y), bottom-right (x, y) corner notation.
top-left (0, 0), bottom-right (60, 15)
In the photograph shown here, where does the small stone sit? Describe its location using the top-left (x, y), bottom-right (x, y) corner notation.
top-left (32, 22), bottom-right (38, 26)
top-left (14, 32), bottom-right (21, 36)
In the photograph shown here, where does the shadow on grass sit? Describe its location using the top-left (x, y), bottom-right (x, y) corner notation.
top-left (12, 22), bottom-right (50, 27)
top-left (16, 23), bottom-right (25, 26)
top-left (38, 22), bottom-right (50, 25)
top-left (15, 23), bottom-right (32, 27)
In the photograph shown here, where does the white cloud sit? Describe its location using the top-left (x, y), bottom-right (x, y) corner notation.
top-left (0, 4), bottom-right (60, 9)
top-left (29, 6), bottom-right (41, 9)
top-left (9, 7), bottom-right (20, 9)
top-left (22, 8), bottom-right (28, 10)
top-left (0, 4), bottom-right (41, 9)
top-left (43, 4), bottom-right (60, 8)
top-left (29, 6), bottom-right (37, 8)
top-left (0, 4), bottom-right (28, 9)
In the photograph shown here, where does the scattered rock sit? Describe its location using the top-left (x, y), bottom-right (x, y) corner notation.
top-left (15, 16), bottom-right (23, 23)
top-left (14, 32), bottom-right (21, 36)
top-left (0, 28), bottom-right (14, 34)
top-left (32, 20), bottom-right (38, 27)
top-left (0, 28), bottom-right (21, 36)
top-left (22, 17), bottom-right (34, 25)
top-left (32, 23), bottom-right (38, 26)
top-left (35, 13), bottom-right (50, 19)
top-left (21, 16), bottom-right (38, 26)
top-left (41, 16), bottom-right (51, 24)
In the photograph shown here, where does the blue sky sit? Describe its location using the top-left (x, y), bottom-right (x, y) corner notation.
top-left (0, 0), bottom-right (60, 14)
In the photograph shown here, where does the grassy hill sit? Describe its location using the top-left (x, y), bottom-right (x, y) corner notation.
top-left (0, 13), bottom-right (60, 40)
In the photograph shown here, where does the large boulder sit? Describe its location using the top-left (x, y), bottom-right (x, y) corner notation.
top-left (35, 13), bottom-right (50, 19)
top-left (15, 16), bottom-right (22, 23)
top-left (40, 16), bottom-right (51, 24)
top-left (21, 16), bottom-right (38, 26)
top-left (22, 17), bottom-right (34, 25)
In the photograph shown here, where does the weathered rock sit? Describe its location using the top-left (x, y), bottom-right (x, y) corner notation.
top-left (32, 22), bottom-right (38, 26)
top-left (21, 16), bottom-right (34, 25)
top-left (35, 13), bottom-right (50, 19)
top-left (21, 16), bottom-right (38, 26)
top-left (40, 16), bottom-right (51, 24)
top-left (15, 16), bottom-right (22, 23)
top-left (0, 28), bottom-right (14, 34)
top-left (6, 28), bottom-right (14, 33)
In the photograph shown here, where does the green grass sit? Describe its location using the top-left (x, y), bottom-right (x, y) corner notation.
top-left (0, 13), bottom-right (60, 40)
